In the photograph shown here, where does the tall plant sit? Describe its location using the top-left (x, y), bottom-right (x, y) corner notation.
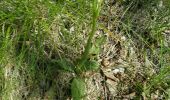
top-left (71, 0), bottom-right (103, 99)
top-left (56, 0), bottom-right (103, 99)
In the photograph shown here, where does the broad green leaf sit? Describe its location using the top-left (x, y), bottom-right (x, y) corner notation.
top-left (89, 36), bottom-right (106, 56)
top-left (89, 44), bottom-right (100, 56)
top-left (83, 60), bottom-right (100, 71)
top-left (71, 78), bottom-right (86, 100)
top-left (95, 36), bottom-right (106, 46)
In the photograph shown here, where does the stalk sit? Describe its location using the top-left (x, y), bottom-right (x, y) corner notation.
top-left (77, 0), bottom-right (102, 71)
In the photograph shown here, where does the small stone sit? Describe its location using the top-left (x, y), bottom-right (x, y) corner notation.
top-left (101, 58), bottom-right (110, 67)
top-left (112, 68), bottom-right (125, 74)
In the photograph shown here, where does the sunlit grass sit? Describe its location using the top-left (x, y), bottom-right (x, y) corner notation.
top-left (0, 0), bottom-right (170, 99)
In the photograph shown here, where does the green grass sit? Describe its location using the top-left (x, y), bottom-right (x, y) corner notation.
top-left (0, 0), bottom-right (170, 99)
top-left (119, 0), bottom-right (170, 99)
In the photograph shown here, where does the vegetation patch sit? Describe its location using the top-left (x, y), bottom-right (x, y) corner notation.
top-left (0, 0), bottom-right (170, 99)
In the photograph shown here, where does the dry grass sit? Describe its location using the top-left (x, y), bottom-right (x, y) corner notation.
top-left (0, 0), bottom-right (170, 100)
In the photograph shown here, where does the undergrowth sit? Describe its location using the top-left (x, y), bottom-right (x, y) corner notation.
top-left (0, 0), bottom-right (170, 99)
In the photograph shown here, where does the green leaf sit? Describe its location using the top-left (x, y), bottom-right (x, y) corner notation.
top-left (89, 36), bottom-right (106, 56)
top-left (71, 78), bottom-right (86, 100)
top-left (89, 44), bottom-right (100, 56)
top-left (55, 58), bottom-right (74, 72)
top-left (83, 60), bottom-right (100, 71)
top-left (95, 36), bottom-right (106, 46)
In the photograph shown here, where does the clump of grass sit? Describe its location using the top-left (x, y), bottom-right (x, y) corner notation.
top-left (0, 0), bottom-right (62, 99)
top-left (0, 0), bottom-right (102, 99)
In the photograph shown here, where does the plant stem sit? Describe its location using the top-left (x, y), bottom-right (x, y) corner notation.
top-left (77, 0), bottom-right (99, 71)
